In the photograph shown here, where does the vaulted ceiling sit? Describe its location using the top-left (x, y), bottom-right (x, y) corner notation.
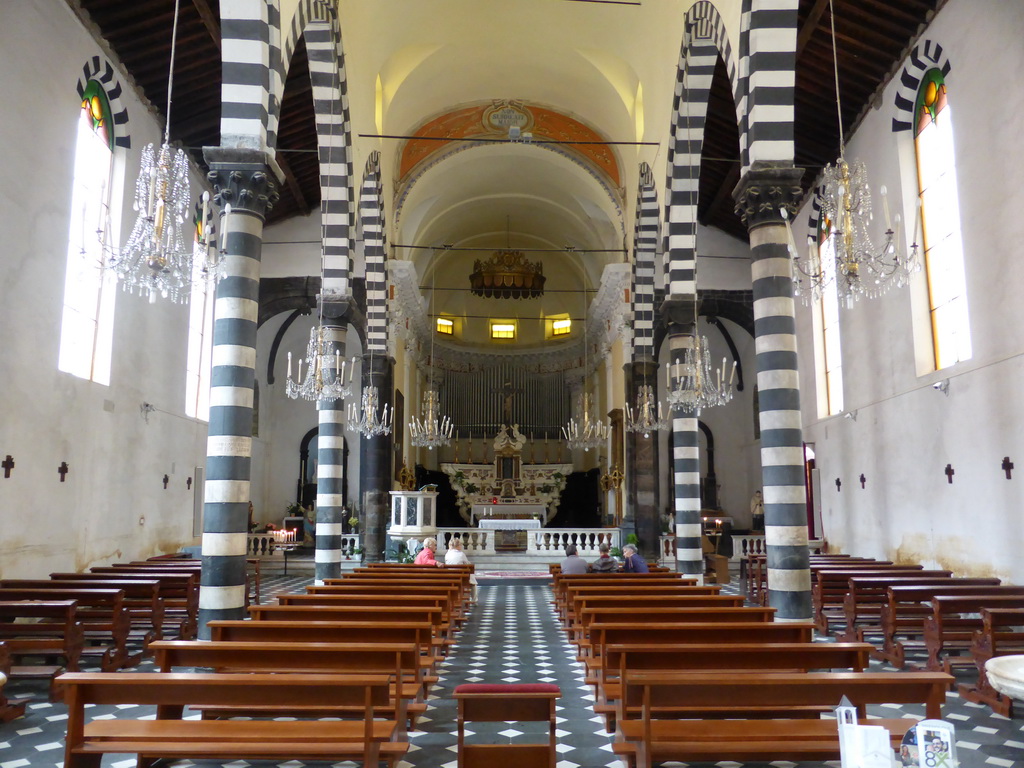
top-left (71, 0), bottom-right (942, 249)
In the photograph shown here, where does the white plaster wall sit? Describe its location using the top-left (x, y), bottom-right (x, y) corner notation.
top-left (794, 0), bottom-right (1024, 582)
top-left (0, 1), bottom-right (211, 578)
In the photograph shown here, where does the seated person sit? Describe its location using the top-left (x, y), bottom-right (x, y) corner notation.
top-left (621, 543), bottom-right (649, 573)
top-left (444, 538), bottom-right (478, 601)
top-left (590, 542), bottom-right (619, 573)
top-left (560, 544), bottom-right (589, 575)
top-left (414, 537), bottom-right (440, 566)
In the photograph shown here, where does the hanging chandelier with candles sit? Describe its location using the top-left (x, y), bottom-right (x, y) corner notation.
top-left (789, 0), bottom-right (921, 305)
top-left (563, 391), bottom-right (610, 452)
top-left (409, 389), bottom-right (453, 449)
top-left (665, 334), bottom-right (736, 414)
top-left (285, 326), bottom-right (355, 402)
top-left (625, 384), bottom-right (669, 438)
top-left (347, 383), bottom-right (393, 439)
top-left (108, 0), bottom-right (194, 304)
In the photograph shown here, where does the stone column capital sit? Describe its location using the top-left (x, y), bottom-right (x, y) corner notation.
top-left (660, 297), bottom-right (698, 336)
top-left (733, 161), bottom-right (805, 231)
top-left (204, 147), bottom-right (282, 220)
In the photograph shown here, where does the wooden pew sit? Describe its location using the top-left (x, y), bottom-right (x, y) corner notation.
top-left (248, 604), bottom-right (451, 647)
top-left (0, 588), bottom-right (129, 671)
top-left (612, 670), bottom-right (952, 768)
top-left (1, 578), bottom-right (163, 647)
top-left (840, 574), bottom-right (995, 642)
top-left (561, 583), bottom-right (719, 628)
top-left (959, 607), bottom-right (1024, 716)
top-left (811, 564), bottom-right (924, 633)
top-left (306, 583), bottom-right (463, 631)
top-left (58, 672), bottom-right (405, 768)
top-left (880, 584), bottom-right (1024, 667)
top-left (455, 683), bottom-right (560, 768)
top-left (568, 593), bottom-right (743, 636)
top-left (340, 571), bottom-right (473, 609)
top-left (552, 574), bottom-right (691, 619)
top-left (575, 606), bottom-right (775, 649)
top-left (0, 642), bottom-right (26, 722)
top-left (0, 599), bottom-right (83, 681)
top-left (747, 554), bottom-right (867, 604)
top-left (923, 594), bottom-right (1024, 672)
top-left (150, 639), bottom-right (426, 733)
top-left (75, 569), bottom-right (199, 639)
top-left (593, 641), bottom-right (873, 732)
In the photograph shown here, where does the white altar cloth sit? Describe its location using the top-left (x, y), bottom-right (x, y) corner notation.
top-left (478, 518), bottom-right (543, 530)
top-left (471, 503), bottom-right (547, 524)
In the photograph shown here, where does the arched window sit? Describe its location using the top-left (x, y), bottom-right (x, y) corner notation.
top-left (915, 69), bottom-right (970, 370)
top-left (185, 205), bottom-right (215, 421)
top-left (58, 80), bottom-right (117, 383)
top-left (814, 217), bottom-right (844, 416)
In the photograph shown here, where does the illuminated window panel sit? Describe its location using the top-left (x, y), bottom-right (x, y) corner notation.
top-left (552, 318), bottom-right (571, 336)
top-left (490, 322), bottom-right (516, 340)
top-left (915, 69), bottom-right (971, 370)
top-left (436, 317), bottom-right (454, 335)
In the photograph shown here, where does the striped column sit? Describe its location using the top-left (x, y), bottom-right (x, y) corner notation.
top-left (359, 353), bottom-right (393, 564)
top-left (734, 163), bottom-right (810, 621)
top-left (199, 154), bottom-right (279, 637)
top-left (218, 0), bottom-right (272, 149)
top-left (622, 361), bottom-right (659, 550)
top-left (666, 324), bottom-right (702, 578)
top-left (315, 325), bottom-right (346, 584)
top-left (743, 0), bottom-right (798, 168)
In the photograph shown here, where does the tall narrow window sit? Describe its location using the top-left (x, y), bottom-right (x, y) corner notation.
top-left (915, 69), bottom-right (970, 370)
top-left (58, 81), bottom-right (117, 384)
top-left (817, 219), bottom-right (844, 416)
top-left (185, 211), bottom-right (215, 420)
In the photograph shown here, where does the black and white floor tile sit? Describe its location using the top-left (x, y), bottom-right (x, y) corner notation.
top-left (1, 575), bottom-right (1023, 768)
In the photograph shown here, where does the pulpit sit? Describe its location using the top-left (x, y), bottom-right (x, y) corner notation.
top-left (387, 490), bottom-right (439, 552)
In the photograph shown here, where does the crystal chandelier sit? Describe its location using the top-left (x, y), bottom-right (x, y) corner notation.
top-left (409, 389), bottom-right (453, 449)
top-left (408, 258), bottom-right (455, 449)
top-left (563, 392), bottom-right (610, 452)
top-left (285, 326), bottom-right (354, 402)
top-left (192, 192), bottom-right (225, 285)
top-left (665, 334), bottom-right (736, 414)
top-left (108, 0), bottom-right (193, 304)
top-left (347, 383), bottom-right (393, 438)
top-left (625, 385), bottom-right (669, 438)
top-left (790, 0), bottom-right (921, 305)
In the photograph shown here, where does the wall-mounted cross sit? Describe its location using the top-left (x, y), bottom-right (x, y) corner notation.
top-left (835, 477), bottom-right (842, 492)
top-left (859, 474), bottom-right (866, 489)
top-left (58, 462), bottom-right (69, 482)
top-left (187, 477), bottom-right (193, 490)
top-left (944, 464), bottom-right (955, 484)
top-left (1, 455), bottom-right (14, 478)
top-left (162, 474), bottom-right (170, 489)
top-left (1002, 457), bottom-right (1014, 480)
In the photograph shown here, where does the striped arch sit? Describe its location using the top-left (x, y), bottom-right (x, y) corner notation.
top-left (741, 0), bottom-right (799, 168)
top-left (892, 40), bottom-right (953, 133)
top-left (664, 1), bottom-right (740, 301)
top-left (76, 56), bottom-right (131, 149)
top-left (361, 152), bottom-right (388, 355)
top-left (271, 2), bottom-right (353, 296)
top-left (631, 163), bottom-right (659, 363)
top-left (806, 184), bottom-right (824, 240)
top-left (219, 0), bottom-right (274, 149)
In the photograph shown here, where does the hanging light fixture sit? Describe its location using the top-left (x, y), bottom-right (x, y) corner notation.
top-left (789, 0), bottom-right (921, 304)
top-left (285, 326), bottom-right (355, 402)
top-left (347, 379), bottom-right (393, 438)
top-left (409, 255), bottom-right (455, 449)
top-left (562, 289), bottom-right (610, 451)
top-left (665, 308), bottom-right (736, 414)
top-left (625, 384), bottom-right (669, 438)
top-left (108, 0), bottom-right (194, 303)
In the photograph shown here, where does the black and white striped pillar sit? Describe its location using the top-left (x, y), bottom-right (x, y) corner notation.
top-left (315, 323), bottom-right (347, 584)
top-left (199, 151), bottom-right (279, 637)
top-left (359, 353), bottom-right (393, 563)
top-left (663, 307), bottom-right (703, 579)
top-left (623, 361), bottom-right (660, 550)
top-left (734, 162), bottom-right (810, 621)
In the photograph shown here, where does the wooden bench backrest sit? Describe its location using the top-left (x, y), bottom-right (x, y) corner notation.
top-left (931, 594), bottom-right (1024, 615)
top-left (888, 584), bottom-right (1024, 603)
top-left (592, 622), bottom-right (815, 657)
top-left (575, 595), bottom-right (744, 615)
top-left (0, 599), bottom-right (78, 620)
top-left (621, 670), bottom-right (951, 719)
top-left (982, 607), bottom-right (1024, 629)
top-left (1, 579), bottom-right (159, 602)
top-left (580, 606), bottom-right (775, 631)
top-left (249, 604), bottom-right (444, 627)
top-left (0, 587), bottom-right (124, 609)
top-left (208, 619), bottom-right (433, 649)
top-left (607, 642), bottom-right (873, 676)
top-left (279, 593), bottom-right (445, 609)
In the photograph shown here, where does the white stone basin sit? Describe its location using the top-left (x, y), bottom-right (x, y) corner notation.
top-left (986, 655), bottom-right (1024, 702)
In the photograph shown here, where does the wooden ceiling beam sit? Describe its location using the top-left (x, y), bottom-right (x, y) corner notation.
top-left (275, 151), bottom-right (312, 218)
top-left (191, 0), bottom-right (222, 52)
top-left (796, 0), bottom-right (831, 58)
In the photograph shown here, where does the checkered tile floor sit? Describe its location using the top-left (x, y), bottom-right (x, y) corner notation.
top-left (2, 576), bottom-right (1023, 767)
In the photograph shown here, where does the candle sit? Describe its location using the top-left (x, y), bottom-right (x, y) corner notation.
top-left (912, 199), bottom-right (923, 247)
top-left (287, 351), bottom-right (292, 380)
top-left (201, 191), bottom-right (210, 241)
top-left (880, 185), bottom-right (892, 231)
top-left (147, 166), bottom-right (157, 218)
top-left (297, 357), bottom-right (303, 384)
top-left (729, 361), bottom-right (737, 386)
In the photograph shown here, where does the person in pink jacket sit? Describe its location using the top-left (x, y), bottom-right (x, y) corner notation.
top-left (414, 537), bottom-right (440, 565)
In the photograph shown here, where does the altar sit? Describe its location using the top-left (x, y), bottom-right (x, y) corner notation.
top-left (443, 423), bottom-right (571, 526)
top-left (478, 518), bottom-right (543, 530)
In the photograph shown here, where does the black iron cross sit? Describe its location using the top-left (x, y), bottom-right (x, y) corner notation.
top-left (1, 455), bottom-right (13, 478)
top-left (162, 474), bottom-right (170, 489)
top-left (1002, 457), bottom-right (1014, 480)
top-left (187, 477), bottom-right (193, 490)
top-left (835, 477), bottom-right (842, 492)
top-left (859, 474), bottom-right (866, 489)
top-left (944, 464), bottom-right (955, 484)
top-left (58, 462), bottom-right (69, 482)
